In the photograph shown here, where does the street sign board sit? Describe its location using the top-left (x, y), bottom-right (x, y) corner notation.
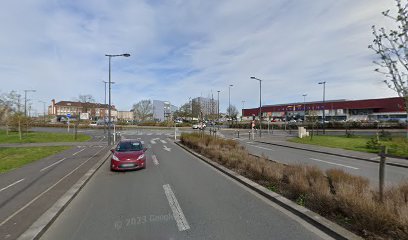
top-left (67, 113), bottom-right (71, 118)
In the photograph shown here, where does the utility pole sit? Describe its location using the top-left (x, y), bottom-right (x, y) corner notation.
top-left (318, 81), bottom-right (326, 134)
top-left (38, 100), bottom-right (46, 123)
top-left (302, 94), bottom-right (307, 121)
top-left (228, 85), bottom-right (233, 119)
top-left (24, 90), bottom-right (36, 116)
top-left (217, 91), bottom-right (220, 122)
top-left (251, 77), bottom-right (262, 137)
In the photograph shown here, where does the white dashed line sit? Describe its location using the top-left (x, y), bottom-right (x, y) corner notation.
top-left (163, 184), bottom-right (190, 231)
top-left (309, 158), bottom-right (359, 170)
top-left (160, 139), bottom-right (167, 144)
top-left (0, 179), bottom-right (25, 193)
top-left (40, 158), bottom-right (66, 172)
top-left (72, 148), bottom-right (86, 156)
top-left (152, 155), bottom-right (159, 166)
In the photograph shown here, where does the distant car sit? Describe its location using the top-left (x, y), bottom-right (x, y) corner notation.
top-left (192, 124), bottom-right (199, 129)
top-left (110, 140), bottom-right (147, 171)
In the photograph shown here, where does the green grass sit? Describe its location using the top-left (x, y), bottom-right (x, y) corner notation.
top-left (0, 146), bottom-right (71, 173)
top-left (289, 135), bottom-right (408, 157)
top-left (0, 130), bottom-right (91, 144)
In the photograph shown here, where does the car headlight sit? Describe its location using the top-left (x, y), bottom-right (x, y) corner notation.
top-left (137, 154), bottom-right (145, 160)
top-left (112, 155), bottom-right (120, 161)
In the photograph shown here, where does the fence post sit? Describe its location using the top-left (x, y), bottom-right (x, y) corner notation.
top-left (379, 145), bottom-right (388, 202)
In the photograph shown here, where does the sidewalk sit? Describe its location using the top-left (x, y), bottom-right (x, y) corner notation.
top-left (253, 134), bottom-right (408, 168)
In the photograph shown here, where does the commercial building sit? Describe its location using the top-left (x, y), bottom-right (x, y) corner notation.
top-left (192, 97), bottom-right (218, 118)
top-left (48, 99), bottom-right (118, 121)
top-left (152, 100), bottom-right (178, 122)
top-left (242, 97), bottom-right (406, 122)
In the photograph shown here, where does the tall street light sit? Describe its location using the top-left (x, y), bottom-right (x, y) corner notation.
top-left (228, 84), bottom-right (233, 119)
top-left (24, 90), bottom-right (36, 116)
top-left (105, 53), bottom-right (130, 145)
top-left (302, 94), bottom-right (307, 121)
top-left (217, 90), bottom-right (220, 122)
top-left (251, 76), bottom-right (262, 137)
top-left (318, 81), bottom-right (326, 134)
top-left (241, 100), bottom-right (245, 121)
top-left (103, 81), bottom-right (115, 105)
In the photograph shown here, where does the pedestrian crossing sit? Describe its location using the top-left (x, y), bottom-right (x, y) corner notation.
top-left (122, 130), bottom-right (174, 136)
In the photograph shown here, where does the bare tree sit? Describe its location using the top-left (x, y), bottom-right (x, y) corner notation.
top-left (132, 100), bottom-right (153, 122)
top-left (369, 0), bottom-right (408, 136)
top-left (226, 105), bottom-right (239, 119)
top-left (77, 94), bottom-right (95, 103)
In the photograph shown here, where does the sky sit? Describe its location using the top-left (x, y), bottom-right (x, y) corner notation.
top-left (0, 0), bottom-right (399, 115)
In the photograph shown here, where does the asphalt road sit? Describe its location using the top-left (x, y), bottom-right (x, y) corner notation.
top-left (216, 129), bottom-right (408, 187)
top-left (0, 131), bottom-right (109, 240)
top-left (40, 131), bottom-right (332, 240)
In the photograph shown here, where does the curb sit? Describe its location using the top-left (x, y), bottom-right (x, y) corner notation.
top-left (255, 140), bottom-right (408, 169)
top-left (175, 141), bottom-right (363, 240)
top-left (17, 148), bottom-right (112, 240)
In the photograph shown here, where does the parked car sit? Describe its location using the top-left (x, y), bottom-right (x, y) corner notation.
top-left (192, 124), bottom-right (199, 129)
top-left (110, 140), bottom-right (147, 171)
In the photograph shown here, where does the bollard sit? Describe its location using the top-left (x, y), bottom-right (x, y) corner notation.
top-left (237, 130), bottom-right (240, 138)
top-left (248, 131), bottom-right (251, 140)
top-left (379, 146), bottom-right (388, 202)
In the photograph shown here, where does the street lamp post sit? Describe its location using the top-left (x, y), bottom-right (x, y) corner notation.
top-left (228, 84), bottom-right (233, 121)
top-left (302, 94), bottom-right (307, 121)
top-left (103, 81), bottom-right (115, 105)
top-left (217, 91), bottom-right (220, 122)
top-left (241, 100), bottom-right (245, 121)
top-left (251, 77), bottom-right (262, 137)
top-left (24, 90), bottom-right (36, 116)
top-left (318, 81), bottom-right (326, 134)
top-left (105, 53), bottom-right (130, 145)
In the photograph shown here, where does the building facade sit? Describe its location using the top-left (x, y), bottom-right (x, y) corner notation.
top-left (242, 97), bottom-right (406, 122)
top-left (117, 111), bottom-right (134, 121)
top-left (192, 97), bottom-right (218, 118)
top-left (48, 99), bottom-right (118, 121)
top-left (152, 100), bottom-right (178, 122)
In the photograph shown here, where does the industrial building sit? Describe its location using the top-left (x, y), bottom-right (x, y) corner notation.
top-left (242, 97), bottom-right (406, 122)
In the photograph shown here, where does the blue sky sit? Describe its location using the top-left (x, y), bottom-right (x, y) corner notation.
top-left (0, 0), bottom-right (398, 114)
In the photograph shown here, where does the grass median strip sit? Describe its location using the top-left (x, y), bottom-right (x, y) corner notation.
top-left (0, 146), bottom-right (71, 173)
top-left (0, 130), bottom-right (91, 144)
top-left (289, 135), bottom-right (408, 158)
top-left (180, 133), bottom-right (408, 240)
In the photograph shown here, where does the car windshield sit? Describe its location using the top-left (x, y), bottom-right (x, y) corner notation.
top-left (115, 141), bottom-right (143, 152)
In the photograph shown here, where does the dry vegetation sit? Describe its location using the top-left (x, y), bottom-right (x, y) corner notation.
top-left (180, 133), bottom-right (408, 240)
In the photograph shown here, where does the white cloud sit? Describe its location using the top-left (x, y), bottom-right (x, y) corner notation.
top-left (0, 0), bottom-right (399, 114)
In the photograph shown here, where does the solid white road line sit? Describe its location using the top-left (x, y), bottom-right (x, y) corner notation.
top-left (0, 179), bottom-right (25, 193)
top-left (152, 155), bottom-right (159, 166)
top-left (72, 148), bottom-right (86, 156)
top-left (160, 139), bottom-right (167, 144)
top-left (250, 145), bottom-right (274, 151)
top-left (40, 158), bottom-right (66, 172)
top-left (309, 158), bottom-right (359, 170)
top-left (0, 147), bottom-right (106, 227)
top-left (163, 184), bottom-right (190, 231)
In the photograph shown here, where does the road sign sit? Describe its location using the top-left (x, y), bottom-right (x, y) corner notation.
top-left (67, 113), bottom-right (71, 118)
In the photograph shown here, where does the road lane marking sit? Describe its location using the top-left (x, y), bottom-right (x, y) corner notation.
top-left (0, 179), bottom-right (25, 193)
top-left (163, 184), bottom-right (190, 231)
top-left (152, 155), bottom-right (159, 166)
top-left (160, 139), bottom-right (167, 144)
top-left (72, 148), bottom-right (86, 156)
top-left (0, 147), bottom-right (106, 227)
top-left (250, 145), bottom-right (274, 151)
top-left (163, 146), bottom-right (171, 152)
top-left (40, 158), bottom-right (66, 172)
top-left (370, 156), bottom-right (380, 160)
top-left (309, 158), bottom-right (359, 170)
top-left (150, 140), bottom-right (156, 144)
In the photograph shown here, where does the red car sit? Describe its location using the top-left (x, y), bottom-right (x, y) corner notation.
top-left (110, 140), bottom-right (147, 171)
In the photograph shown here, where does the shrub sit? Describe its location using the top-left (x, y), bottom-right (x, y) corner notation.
top-left (366, 137), bottom-right (381, 150)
